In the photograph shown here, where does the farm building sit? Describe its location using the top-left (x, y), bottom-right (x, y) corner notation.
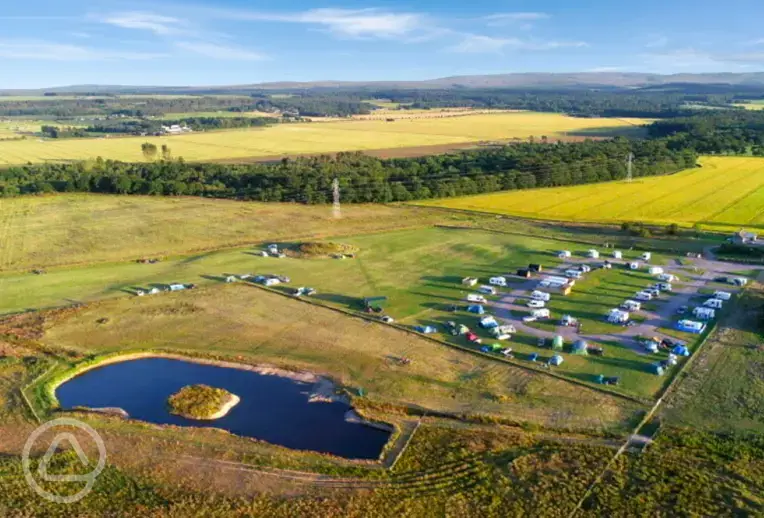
top-left (467, 305), bottom-right (486, 315)
top-left (676, 320), bottom-right (706, 334)
top-left (613, 250), bottom-right (622, 259)
top-left (649, 267), bottom-right (664, 275)
top-left (572, 340), bottom-right (589, 355)
top-left (462, 277), bottom-right (478, 286)
top-left (558, 250), bottom-right (571, 259)
top-left (693, 307), bottom-right (715, 320)
top-left (588, 249), bottom-right (600, 259)
top-left (732, 229), bottom-right (759, 245)
top-left (607, 309), bottom-right (630, 324)
top-left (489, 276), bottom-right (508, 287)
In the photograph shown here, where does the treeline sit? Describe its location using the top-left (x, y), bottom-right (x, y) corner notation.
top-left (649, 110), bottom-right (764, 154)
top-left (0, 138), bottom-right (695, 201)
top-left (85, 116), bottom-right (276, 135)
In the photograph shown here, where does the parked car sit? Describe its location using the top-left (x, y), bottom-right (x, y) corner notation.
top-left (676, 305), bottom-right (688, 315)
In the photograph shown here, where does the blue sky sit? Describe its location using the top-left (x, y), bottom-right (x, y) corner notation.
top-left (2, 0), bottom-right (764, 88)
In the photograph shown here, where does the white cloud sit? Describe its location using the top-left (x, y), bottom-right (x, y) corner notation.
top-left (483, 12), bottom-right (549, 26)
top-left (644, 36), bottom-right (668, 49)
top-left (587, 66), bottom-right (626, 72)
top-left (0, 40), bottom-right (166, 60)
top-left (642, 47), bottom-right (764, 71)
top-left (174, 41), bottom-right (267, 61)
top-left (99, 11), bottom-right (185, 35)
top-left (450, 34), bottom-right (587, 53)
top-left (211, 8), bottom-right (426, 39)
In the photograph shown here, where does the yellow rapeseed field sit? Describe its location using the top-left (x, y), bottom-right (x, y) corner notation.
top-left (0, 112), bottom-right (649, 165)
top-left (422, 156), bottom-right (764, 231)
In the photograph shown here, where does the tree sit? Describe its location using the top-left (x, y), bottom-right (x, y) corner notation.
top-left (161, 144), bottom-right (172, 161)
top-left (141, 143), bottom-right (158, 160)
top-left (666, 223), bottom-right (680, 235)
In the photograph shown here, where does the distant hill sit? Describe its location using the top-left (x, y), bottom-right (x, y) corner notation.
top-left (5, 72), bottom-right (764, 95)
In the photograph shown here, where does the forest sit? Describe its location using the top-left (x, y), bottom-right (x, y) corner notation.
top-left (0, 138), bottom-right (696, 201)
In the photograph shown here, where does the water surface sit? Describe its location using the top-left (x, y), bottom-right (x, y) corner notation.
top-left (56, 357), bottom-right (390, 460)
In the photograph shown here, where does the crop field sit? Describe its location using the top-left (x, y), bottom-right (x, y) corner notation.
top-left (161, 110), bottom-right (281, 119)
top-left (0, 194), bottom-right (449, 271)
top-left (733, 100), bottom-right (764, 110)
top-left (0, 112), bottom-right (651, 165)
top-left (422, 156), bottom-right (764, 231)
top-left (40, 284), bottom-right (635, 430)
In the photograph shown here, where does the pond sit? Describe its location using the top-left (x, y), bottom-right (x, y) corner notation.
top-left (56, 357), bottom-right (391, 460)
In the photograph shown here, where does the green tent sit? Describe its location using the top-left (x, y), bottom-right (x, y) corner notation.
top-left (572, 340), bottom-right (589, 356)
top-left (552, 335), bottom-right (564, 351)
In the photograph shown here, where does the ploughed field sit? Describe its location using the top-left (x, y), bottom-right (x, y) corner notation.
top-left (0, 112), bottom-right (649, 165)
top-left (422, 156), bottom-right (764, 231)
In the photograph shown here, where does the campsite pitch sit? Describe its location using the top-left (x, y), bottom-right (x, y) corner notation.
top-left (421, 156), bottom-right (764, 231)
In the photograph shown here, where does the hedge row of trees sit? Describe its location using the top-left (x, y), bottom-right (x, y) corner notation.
top-left (0, 138), bottom-right (695, 201)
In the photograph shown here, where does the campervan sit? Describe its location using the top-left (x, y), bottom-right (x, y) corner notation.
top-left (489, 276), bottom-right (507, 287)
top-left (565, 269), bottom-right (583, 279)
top-left (527, 300), bottom-right (545, 309)
top-left (466, 294), bottom-right (488, 304)
top-left (531, 290), bottom-right (551, 302)
top-left (704, 298), bottom-right (723, 309)
top-left (531, 308), bottom-right (551, 319)
top-left (713, 291), bottom-right (732, 301)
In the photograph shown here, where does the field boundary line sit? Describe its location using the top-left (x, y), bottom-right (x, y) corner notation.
top-left (19, 362), bottom-right (59, 423)
top-left (245, 282), bottom-right (649, 406)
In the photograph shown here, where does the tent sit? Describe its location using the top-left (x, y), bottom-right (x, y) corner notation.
top-left (672, 345), bottom-right (690, 357)
top-left (652, 363), bottom-right (665, 376)
top-left (529, 353), bottom-right (539, 362)
top-left (552, 335), bottom-right (565, 351)
top-left (467, 305), bottom-right (486, 315)
top-left (415, 325), bottom-right (436, 334)
top-left (549, 355), bottom-right (564, 366)
top-left (479, 316), bottom-right (499, 329)
top-left (572, 340), bottom-right (589, 355)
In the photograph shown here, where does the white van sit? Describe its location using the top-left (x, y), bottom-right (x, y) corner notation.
top-left (466, 294), bottom-right (488, 304)
top-left (531, 290), bottom-right (551, 302)
top-left (489, 276), bottom-right (507, 287)
top-left (713, 291), bottom-right (731, 301)
top-left (531, 308), bottom-right (551, 319)
top-left (621, 300), bottom-right (641, 311)
top-left (565, 269), bottom-right (583, 279)
top-left (704, 298), bottom-right (723, 309)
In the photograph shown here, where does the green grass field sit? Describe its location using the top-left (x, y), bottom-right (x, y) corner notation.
top-left (0, 194), bottom-right (447, 271)
top-left (422, 156), bottom-right (764, 231)
top-left (40, 283), bottom-right (635, 430)
top-left (0, 223), bottom-right (694, 398)
top-left (0, 112), bottom-right (651, 165)
top-left (661, 283), bottom-right (764, 433)
top-left (733, 100), bottom-right (764, 110)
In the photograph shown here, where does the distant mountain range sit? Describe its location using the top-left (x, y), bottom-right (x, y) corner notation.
top-left (5, 72), bottom-right (764, 94)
